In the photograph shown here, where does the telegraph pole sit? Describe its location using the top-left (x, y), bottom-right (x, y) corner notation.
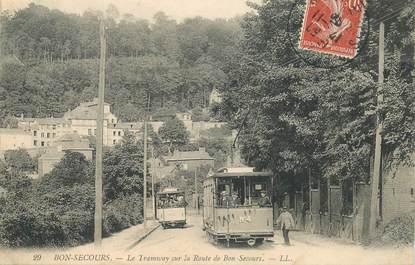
top-left (143, 93), bottom-right (150, 229)
top-left (94, 16), bottom-right (106, 247)
top-left (151, 143), bottom-right (155, 219)
top-left (194, 167), bottom-right (198, 214)
top-left (0, 0), bottom-right (2, 59)
top-left (368, 21), bottom-right (384, 239)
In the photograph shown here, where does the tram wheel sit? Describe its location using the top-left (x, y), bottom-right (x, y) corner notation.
top-left (247, 238), bottom-right (256, 247)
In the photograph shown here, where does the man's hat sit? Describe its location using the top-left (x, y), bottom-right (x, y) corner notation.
top-left (283, 206), bottom-right (288, 210)
top-left (260, 190), bottom-right (266, 193)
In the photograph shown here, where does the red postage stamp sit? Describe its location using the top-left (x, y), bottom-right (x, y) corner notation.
top-left (299, 0), bottom-right (366, 58)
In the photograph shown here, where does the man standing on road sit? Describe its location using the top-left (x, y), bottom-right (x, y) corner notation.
top-left (276, 206), bottom-right (295, 245)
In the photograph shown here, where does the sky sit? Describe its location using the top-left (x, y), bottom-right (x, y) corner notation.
top-left (2, 0), bottom-right (259, 21)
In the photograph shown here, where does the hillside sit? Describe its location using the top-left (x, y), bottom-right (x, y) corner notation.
top-left (0, 3), bottom-right (243, 124)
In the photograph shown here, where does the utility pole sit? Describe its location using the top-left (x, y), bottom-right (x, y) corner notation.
top-left (0, 0), bottom-right (2, 59)
top-left (194, 167), bottom-right (198, 214)
top-left (94, 16), bottom-right (106, 247)
top-left (368, 21), bottom-right (384, 239)
top-left (151, 143), bottom-right (155, 219)
top-left (143, 92), bottom-right (150, 229)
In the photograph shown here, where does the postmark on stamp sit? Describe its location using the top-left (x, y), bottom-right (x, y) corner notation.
top-left (299, 0), bottom-right (366, 58)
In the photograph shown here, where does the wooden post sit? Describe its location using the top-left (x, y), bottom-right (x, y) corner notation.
top-left (195, 167), bottom-right (199, 214)
top-left (151, 144), bottom-right (155, 219)
top-left (94, 17), bottom-right (106, 247)
top-left (308, 167), bottom-right (312, 213)
top-left (0, 0), bottom-right (2, 59)
top-left (368, 21), bottom-right (384, 239)
top-left (143, 94), bottom-right (149, 229)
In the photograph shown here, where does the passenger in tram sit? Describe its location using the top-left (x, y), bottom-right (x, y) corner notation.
top-left (177, 195), bottom-right (186, 207)
top-left (258, 190), bottom-right (272, 207)
top-left (220, 190), bottom-right (231, 207)
top-left (167, 195), bottom-right (178, 207)
top-left (230, 192), bottom-right (241, 207)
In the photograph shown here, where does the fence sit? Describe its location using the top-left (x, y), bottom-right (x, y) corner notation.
top-left (285, 182), bottom-right (370, 242)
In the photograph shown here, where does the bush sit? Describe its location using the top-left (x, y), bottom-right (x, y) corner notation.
top-left (0, 183), bottom-right (95, 247)
top-left (103, 194), bottom-right (143, 235)
top-left (378, 214), bottom-right (414, 246)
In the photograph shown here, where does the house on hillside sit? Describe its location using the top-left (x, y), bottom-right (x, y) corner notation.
top-left (28, 118), bottom-right (72, 147)
top-left (209, 87), bottom-right (222, 105)
top-left (0, 128), bottom-right (33, 151)
top-left (64, 98), bottom-right (119, 146)
top-left (38, 133), bottom-right (93, 177)
top-left (162, 147), bottom-right (214, 171)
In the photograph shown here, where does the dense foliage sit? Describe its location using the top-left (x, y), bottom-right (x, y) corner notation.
top-left (0, 4), bottom-right (242, 123)
top-left (158, 117), bottom-right (190, 150)
top-left (0, 134), bottom-right (145, 247)
top-left (217, 0), bottom-right (415, 190)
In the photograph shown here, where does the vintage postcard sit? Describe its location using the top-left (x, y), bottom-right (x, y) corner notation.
top-left (0, 0), bottom-right (413, 265)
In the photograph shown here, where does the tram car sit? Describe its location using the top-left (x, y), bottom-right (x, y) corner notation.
top-left (203, 167), bottom-right (274, 246)
top-left (156, 188), bottom-right (187, 229)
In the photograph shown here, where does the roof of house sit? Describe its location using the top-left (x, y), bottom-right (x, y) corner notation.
top-left (0, 128), bottom-right (31, 135)
top-left (65, 107), bottom-right (115, 120)
top-left (37, 118), bottom-right (67, 125)
top-left (65, 98), bottom-right (113, 121)
top-left (38, 149), bottom-right (65, 160)
top-left (56, 133), bottom-right (91, 149)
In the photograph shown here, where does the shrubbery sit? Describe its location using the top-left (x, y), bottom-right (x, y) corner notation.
top-left (103, 194), bottom-right (143, 235)
top-left (0, 135), bottom-right (145, 248)
top-left (378, 214), bottom-right (414, 246)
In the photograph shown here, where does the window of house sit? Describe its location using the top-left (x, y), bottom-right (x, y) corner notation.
top-left (94, 129), bottom-right (96, 135)
top-left (41, 141), bottom-right (45, 147)
top-left (112, 119), bottom-right (114, 123)
top-left (33, 131), bottom-right (37, 136)
top-left (118, 131), bottom-right (121, 136)
top-left (411, 188), bottom-right (414, 197)
top-left (41, 132), bottom-right (45, 138)
top-left (34, 140), bottom-right (38, 146)
top-left (113, 139), bottom-right (116, 145)
top-left (113, 131), bottom-right (116, 136)
top-left (88, 129), bottom-right (92, 135)
top-left (47, 133), bottom-right (50, 138)
top-left (52, 125), bottom-right (56, 130)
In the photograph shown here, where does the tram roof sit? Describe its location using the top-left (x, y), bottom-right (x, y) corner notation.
top-left (207, 171), bottom-right (273, 179)
top-left (156, 190), bottom-right (184, 195)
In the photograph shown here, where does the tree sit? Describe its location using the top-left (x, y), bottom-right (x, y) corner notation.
top-left (158, 117), bottom-right (189, 150)
top-left (217, 0), bottom-right (415, 191)
top-left (103, 132), bottom-right (144, 201)
top-left (4, 149), bottom-right (36, 175)
top-left (40, 152), bottom-right (92, 188)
